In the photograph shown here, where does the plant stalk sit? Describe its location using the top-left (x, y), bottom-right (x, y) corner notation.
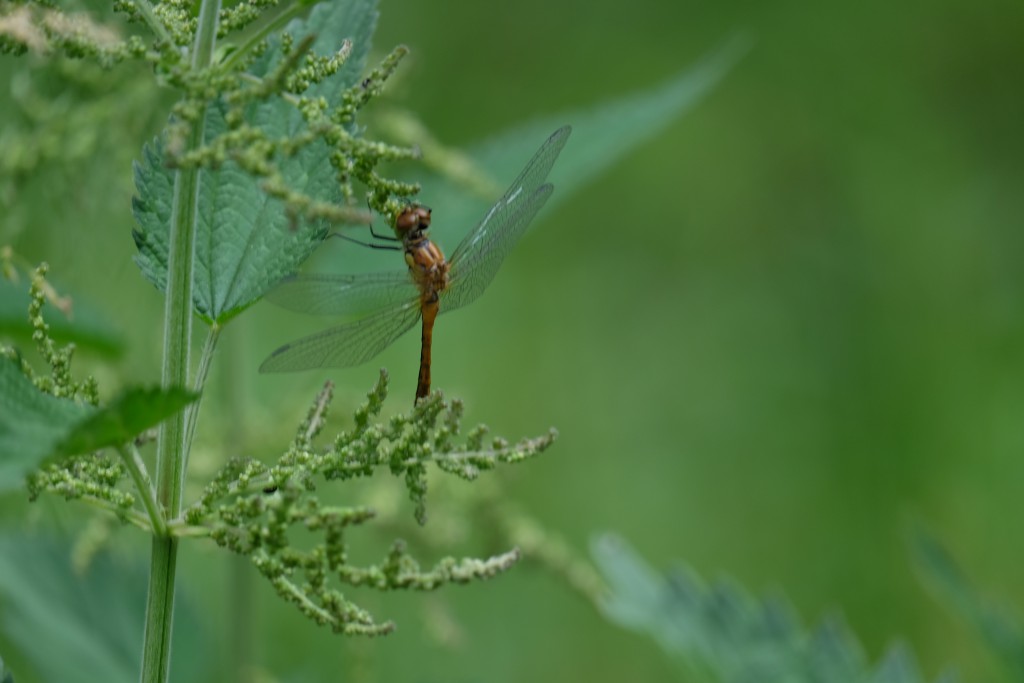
top-left (118, 444), bottom-right (165, 535)
top-left (220, 0), bottom-right (309, 73)
top-left (139, 0), bottom-right (221, 680)
top-left (183, 323), bottom-right (221, 469)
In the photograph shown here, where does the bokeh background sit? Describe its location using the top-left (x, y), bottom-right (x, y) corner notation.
top-left (2, 0), bottom-right (1024, 680)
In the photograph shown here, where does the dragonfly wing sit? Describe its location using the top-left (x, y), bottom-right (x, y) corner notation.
top-left (265, 270), bottom-right (417, 316)
top-left (441, 183), bottom-right (554, 312)
top-left (259, 298), bottom-right (421, 373)
top-left (449, 126), bottom-right (570, 267)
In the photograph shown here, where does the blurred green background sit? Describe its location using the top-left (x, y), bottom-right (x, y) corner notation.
top-left (3, 0), bottom-right (1024, 680)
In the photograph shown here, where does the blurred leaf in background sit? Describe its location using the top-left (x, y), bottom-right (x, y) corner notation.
top-left (0, 650), bottom-right (12, 683)
top-left (0, 534), bottom-right (209, 683)
top-left (0, 56), bottom-right (162, 243)
top-left (0, 277), bottom-right (122, 357)
top-left (376, 36), bottom-right (750, 262)
top-left (593, 534), bottom-right (953, 683)
top-left (912, 528), bottom-right (1024, 681)
top-left (0, 354), bottom-right (196, 491)
top-left (0, 356), bottom-right (92, 489)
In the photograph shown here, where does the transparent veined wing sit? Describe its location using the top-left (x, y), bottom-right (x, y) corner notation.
top-left (259, 297), bottom-right (421, 372)
top-left (448, 126), bottom-right (570, 268)
top-left (441, 125), bottom-right (570, 312)
top-left (265, 270), bottom-right (417, 317)
top-left (440, 184), bottom-right (554, 312)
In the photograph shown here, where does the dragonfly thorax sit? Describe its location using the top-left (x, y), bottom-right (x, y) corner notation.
top-left (404, 236), bottom-right (449, 301)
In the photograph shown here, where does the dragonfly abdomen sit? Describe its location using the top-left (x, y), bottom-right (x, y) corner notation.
top-left (417, 298), bottom-right (440, 400)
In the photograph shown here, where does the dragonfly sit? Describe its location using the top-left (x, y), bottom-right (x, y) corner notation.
top-left (259, 125), bottom-right (571, 401)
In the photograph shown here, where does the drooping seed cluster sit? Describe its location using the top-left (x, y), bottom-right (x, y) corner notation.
top-left (184, 372), bottom-right (556, 634)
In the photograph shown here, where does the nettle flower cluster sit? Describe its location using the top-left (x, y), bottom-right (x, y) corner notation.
top-left (2, 0), bottom-right (420, 224)
top-left (184, 376), bottom-right (555, 634)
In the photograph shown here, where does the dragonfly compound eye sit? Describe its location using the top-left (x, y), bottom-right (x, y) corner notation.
top-left (395, 205), bottom-right (432, 235)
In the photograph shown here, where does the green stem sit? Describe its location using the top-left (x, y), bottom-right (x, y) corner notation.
top-left (183, 324), bottom-right (221, 467)
top-left (117, 444), bottom-right (166, 535)
top-left (141, 538), bottom-right (177, 680)
top-left (77, 496), bottom-right (152, 530)
top-left (220, 1), bottom-right (310, 73)
top-left (128, 0), bottom-right (175, 47)
top-left (166, 521), bottom-right (213, 537)
top-left (139, 0), bottom-right (221, 681)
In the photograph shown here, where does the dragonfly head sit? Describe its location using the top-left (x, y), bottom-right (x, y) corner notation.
top-left (395, 204), bottom-right (432, 239)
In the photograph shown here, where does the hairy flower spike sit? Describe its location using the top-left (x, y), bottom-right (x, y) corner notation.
top-left (335, 45), bottom-right (409, 125)
top-left (1, 5), bottom-right (145, 65)
top-left (351, 369), bottom-right (389, 436)
top-left (151, 0), bottom-right (195, 46)
top-left (19, 263), bottom-right (100, 404)
top-left (29, 453), bottom-right (136, 523)
top-left (293, 380), bottom-right (334, 450)
top-left (286, 38), bottom-right (353, 94)
top-left (217, 0), bottom-right (281, 37)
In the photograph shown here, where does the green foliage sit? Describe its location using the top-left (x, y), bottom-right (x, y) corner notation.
top-left (184, 371), bottom-right (555, 634)
top-left (592, 534), bottom-right (952, 683)
top-left (0, 533), bottom-right (208, 683)
top-left (486, 35), bottom-right (751, 209)
top-left (912, 530), bottom-right (1024, 680)
top-left (131, 0), bottom-right (420, 324)
top-left (0, 356), bottom-right (92, 489)
top-left (408, 35), bottom-right (751, 242)
top-left (51, 386), bottom-right (197, 460)
top-left (0, 57), bottom-right (160, 242)
top-left (0, 651), bottom-right (11, 683)
top-left (0, 277), bottom-right (122, 357)
top-left (0, 266), bottom-right (196, 501)
top-left (0, 264), bottom-right (96, 488)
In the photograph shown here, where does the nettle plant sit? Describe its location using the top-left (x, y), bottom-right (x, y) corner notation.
top-left (0, 0), bottom-right (743, 680)
top-left (2, 0), bottom-right (564, 680)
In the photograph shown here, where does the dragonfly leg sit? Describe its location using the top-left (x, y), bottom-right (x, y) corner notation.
top-left (329, 232), bottom-right (402, 251)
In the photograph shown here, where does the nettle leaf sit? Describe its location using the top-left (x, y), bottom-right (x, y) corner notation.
top-left (0, 357), bottom-right (92, 488)
top-left (0, 652), bottom-right (12, 683)
top-left (0, 534), bottom-right (208, 683)
top-left (0, 357), bottom-right (197, 489)
top-left (592, 534), bottom-right (950, 683)
top-left (53, 386), bottom-right (197, 459)
top-left (133, 0), bottom-right (379, 324)
top-left (415, 36), bottom-right (750, 248)
top-left (912, 530), bottom-right (1024, 679)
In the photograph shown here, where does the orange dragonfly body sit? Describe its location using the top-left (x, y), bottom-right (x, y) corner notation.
top-left (259, 126), bottom-right (571, 401)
